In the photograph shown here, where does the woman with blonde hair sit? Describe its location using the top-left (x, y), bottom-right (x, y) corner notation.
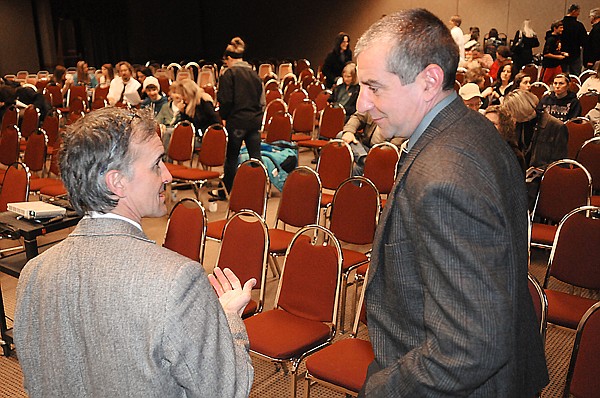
top-left (511, 19), bottom-right (540, 71)
top-left (73, 60), bottom-right (98, 88)
top-left (172, 79), bottom-right (220, 135)
top-left (329, 62), bottom-right (359, 121)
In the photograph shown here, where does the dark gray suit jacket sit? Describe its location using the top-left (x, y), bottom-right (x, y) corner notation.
top-left (362, 96), bottom-right (548, 397)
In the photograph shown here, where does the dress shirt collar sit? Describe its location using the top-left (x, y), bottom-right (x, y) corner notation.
top-left (85, 211), bottom-right (143, 232)
top-left (406, 91), bottom-right (457, 152)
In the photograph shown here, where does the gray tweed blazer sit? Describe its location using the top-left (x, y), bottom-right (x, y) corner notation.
top-left (362, 96), bottom-right (548, 397)
top-left (15, 217), bottom-right (253, 397)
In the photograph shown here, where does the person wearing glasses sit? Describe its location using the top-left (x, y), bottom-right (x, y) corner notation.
top-left (14, 107), bottom-right (255, 398)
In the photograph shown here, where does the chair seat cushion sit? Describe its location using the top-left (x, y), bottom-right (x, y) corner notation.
top-left (291, 133), bottom-right (311, 142)
top-left (305, 338), bottom-right (374, 393)
top-left (268, 228), bottom-right (299, 254)
top-left (165, 163), bottom-right (187, 173)
top-left (206, 219), bottom-right (227, 240)
top-left (29, 177), bottom-right (63, 192)
top-left (545, 289), bottom-right (598, 329)
top-left (171, 168), bottom-right (220, 181)
top-left (592, 195), bottom-right (600, 207)
top-left (320, 193), bottom-right (334, 208)
top-left (244, 308), bottom-right (331, 359)
top-left (39, 182), bottom-right (67, 197)
top-left (341, 249), bottom-right (368, 272)
top-left (298, 140), bottom-right (328, 149)
top-left (355, 262), bottom-right (369, 278)
top-left (531, 223), bottom-right (558, 246)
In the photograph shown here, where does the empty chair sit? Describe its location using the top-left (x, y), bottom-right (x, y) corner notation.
top-left (268, 166), bottom-right (321, 273)
top-left (264, 79), bottom-right (280, 92)
top-left (530, 159), bottom-right (592, 249)
top-left (163, 198), bottom-right (207, 263)
top-left (542, 205), bottom-right (600, 330)
top-left (328, 176), bottom-right (380, 331)
top-left (165, 121), bottom-right (195, 173)
top-left (282, 80), bottom-right (300, 103)
top-left (314, 89), bottom-right (333, 114)
top-left (170, 124), bottom-right (228, 200)
top-left (1, 104), bottom-right (17, 132)
top-left (93, 85), bottom-right (109, 101)
top-left (277, 62), bottom-right (293, 81)
top-left (44, 85), bottom-right (65, 108)
top-left (23, 129), bottom-right (48, 178)
top-left (244, 225), bottom-right (343, 397)
top-left (215, 210), bottom-right (269, 317)
top-left (306, 81), bottom-right (325, 101)
top-left (363, 142), bottom-right (400, 207)
top-left (291, 99), bottom-right (316, 142)
top-left (263, 112), bottom-right (292, 144)
top-left (206, 159), bottom-right (269, 241)
top-left (297, 104), bottom-right (346, 156)
top-left (20, 105), bottom-right (40, 141)
top-left (265, 88), bottom-right (282, 105)
top-left (0, 162), bottom-right (30, 211)
top-left (317, 139), bottom-right (353, 211)
top-left (530, 82), bottom-right (550, 100)
top-left (578, 91), bottom-right (598, 116)
top-left (258, 63), bottom-right (274, 80)
top-left (29, 142), bottom-right (65, 198)
top-left (41, 111), bottom-right (60, 157)
top-left (286, 89), bottom-right (308, 115)
top-left (565, 118), bottom-right (594, 159)
top-left (304, 268), bottom-right (373, 397)
top-left (576, 137), bottom-right (600, 206)
top-left (563, 301), bottom-right (600, 398)
top-left (0, 125), bottom-right (21, 182)
top-left (261, 98), bottom-right (287, 132)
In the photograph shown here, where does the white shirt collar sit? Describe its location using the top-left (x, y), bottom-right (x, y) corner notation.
top-left (85, 211), bottom-right (143, 232)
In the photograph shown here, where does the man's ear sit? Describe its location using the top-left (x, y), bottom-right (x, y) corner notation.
top-left (420, 64), bottom-right (445, 101)
top-left (104, 169), bottom-right (127, 198)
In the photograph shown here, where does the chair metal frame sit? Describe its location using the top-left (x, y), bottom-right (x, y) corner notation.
top-left (245, 224), bottom-right (343, 397)
top-left (316, 139), bottom-right (354, 214)
top-left (162, 198), bottom-right (207, 263)
top-left (528, 272), bottom-right (548, 344)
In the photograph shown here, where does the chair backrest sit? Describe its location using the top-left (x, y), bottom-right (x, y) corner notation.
top-left (532, 159), bottom-right (592, 224)
top-left (576, 137), bottom-right (600, 191)
top-left (291, 100), bottom-right (316, 135)
top-left (264, 79), bottom-right (279, 92)
top-left (566, 118), bottom-right (595, 159)
top-left (0, 125), bottom-right (21, 167)
top-left (258, 63), bottom-right (274, 80)
top-left (522, 64), bottom-right (539, 82)
top-left (265, 88), bottom-right (282, 105)
top-left (363, 142), bottom-right (400, 196)
top-left (198, 124), bottom-right (227, 168)
top-left (163, 198), bottom-right (207, 262)
top-left (20, 105), bottom-right (40, 140)
top-left (264, 112), bottom-right (292, 143)
top-left (216, 210), bottom-right (270, 311)
top-left (93, 85), bottom-right (109, 101)
top-left (579, 69), bottom-right (596, 84)
top-left (527, 273), bottom-right (548, 341)
top-left (278, 63), bottom-right (294, 81)
top-left (276, 225), bottom-right (343, 324)
top-left (317, 139), bottom-right (354, 190)
top-left (69, 97), bottom-right (86, 114)
top-left (306, 81), bottom-right (325, 101)
top-left (41, 111), bottom-right (60, 148)
top-left (282, 80), bottom-right (300, 103)
top-left (329, 176), bottom-right (380, 245)
top-left (91, 98), bottom-right (107, 110)
top-left (262, 98), bottom-right (287, 130)
top-left (318, 104), bottom-right (346, 140)
top-left (276, 166), bottom-right (321, 228)
top-left (67, 85), bottom-right (87, 107)
top-left (578, 92), bottom-right (599, 116)
top-left (530, 82), bottom-right (549, 100)
top-left (228, 159), bottom-right (269, 216)
top-left (544, 206), bottom-right (600, 290)
top-left (564, 301), bottom-right (600, 398)
top-left (45, 84), bottom-right (64, 107)
top-left (1, 104), bottom-right (18, 132)
top-left (286, 88), bottom-right (308, 115)
top-left (23, 129), bottom-right (48, 173)
top-left (157, 75), bottom-right (171, 95)
top-left (167, 121), bottom-right (195, 164)
top-left (314, 89), bottom-right (332, 113)
top-left (0, 162), bottom-right (30, 211)
top-left (295, 59), bottom-right (311, 77)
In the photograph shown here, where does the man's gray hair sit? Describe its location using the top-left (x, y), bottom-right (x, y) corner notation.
top-left (59, 107), bottom-right (157, 214)
top-left (355, 9), bottom-right (459, 91)
top-left (590, 7), bottom-right (600, 19)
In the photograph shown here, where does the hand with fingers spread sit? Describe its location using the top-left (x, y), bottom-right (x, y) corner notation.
top-left (208, 267), bottom-right (256, 317)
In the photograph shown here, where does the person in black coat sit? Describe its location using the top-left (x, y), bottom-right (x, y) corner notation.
top-left (322, 32), bottom-right (353, 89)
top-left (584, 8), bottom-right (600, 68)
top-left (511, 19), bottom-right (540, 72)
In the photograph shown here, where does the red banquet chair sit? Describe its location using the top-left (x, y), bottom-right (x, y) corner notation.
top-left (244, 224), bottom-right (343, 397)
top-left (162, 198), bottom-right (207, 263)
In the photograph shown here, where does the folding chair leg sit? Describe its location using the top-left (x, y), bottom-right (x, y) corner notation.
top-left (268, 255), bottom-right (281, 279)
top-left (304, 376), bottom-right (312, 398)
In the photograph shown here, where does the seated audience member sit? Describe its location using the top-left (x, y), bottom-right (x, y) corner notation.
top-left (73, 60), bottom-right (98, 88)
top-left (502, 90), bottom-right (568, 169)
top-left (541, 20), bottom-right (567, 85)
top-left (484, 27), bottom-right (503, 59)
top-left (156, 84), bottom-right (181, 128)
top-left (485, 105), bottom-right (526, 172)
top-left (488, 46), bottom-right (512, 79)
top-left (14, 107), bottom-right (255, 397)
top-left (461, 40), bottom-right (494, 69)
top-left (328, 62), bottom-right (359, 122)
top-left (337, 111), bottom-right (404, 175)
top-left (140, 76), bottom-right (167, 115)
top-left (578, 60), bottom-right (600, 96)
top-left (587, 102), bottom-right (600, 133)
top-left (536, 73), bottom-right (581, 122)
top-left (463, 26), bottom-right (480, 44)
top-left (465, 66), bottom-right (494, 107)
top-left (171, 78), bottom-right (220, 137)
top-left (98, 63), bottom-right (114, 88)
top-left (511, 72), bottom-right (533, 92)
top-left (459, 83), bottom-right (484, 112)
top-left (107, 61), bottom-right (142, 106)
top-left (491, 63), bottom-right (516, 105)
